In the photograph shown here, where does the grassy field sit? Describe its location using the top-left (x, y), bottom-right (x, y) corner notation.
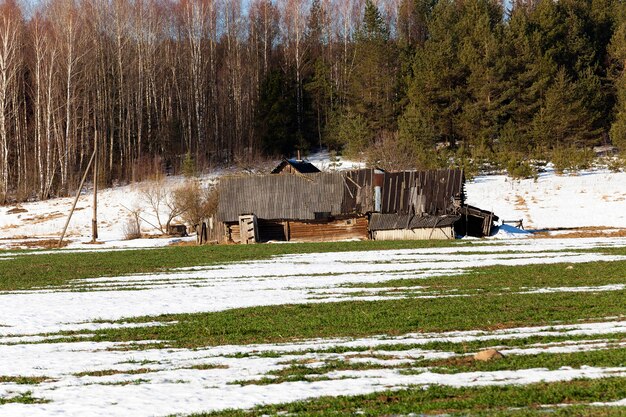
top-left (192, 378), bottom-right (626, 416)
top-left (0, 239), bottom-right (463, 291)
top-left (1, 238), bottom-right (626, 416)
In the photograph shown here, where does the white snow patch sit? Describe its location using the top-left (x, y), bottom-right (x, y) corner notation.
top-left (465, 168), bottom-right (626, 230)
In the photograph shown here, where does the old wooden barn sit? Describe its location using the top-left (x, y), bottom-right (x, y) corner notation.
top-left (198, 163), bottom-right (497, 244)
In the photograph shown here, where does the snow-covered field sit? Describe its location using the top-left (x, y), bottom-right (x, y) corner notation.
top-left (1, 161), bottom-right (625, 415)
top-left (0, 236), bottom-right (625, 416)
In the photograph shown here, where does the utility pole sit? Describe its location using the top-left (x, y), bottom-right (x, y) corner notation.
top-left (58, 148), bottom-right (96, 248)
top-left (91, 130), bottom-right (98, 243)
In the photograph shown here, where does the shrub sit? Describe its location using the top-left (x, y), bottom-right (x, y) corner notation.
top-left (171, 180), bottom-right (219, 230)
top-left (607, 156), bottom-right (625, 173)
top-left (551, 146), bottom-right (594, 174)
top-left (181, 153), bottom-right (196, 178)
top-left (123, 210), bottom-right (142, 240)
top-left (506, 159), bottom-right (537, 180)
top-left (141, 179), bottom-right (185, 233)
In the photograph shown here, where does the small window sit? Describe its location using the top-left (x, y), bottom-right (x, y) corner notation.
top-left (314, 212), bottom-right (331, 220)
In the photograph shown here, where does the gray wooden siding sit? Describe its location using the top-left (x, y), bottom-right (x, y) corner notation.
top-left (216, 169), bottom-right (465, 223)
top-left (217, 173), bottom-right (346, 222)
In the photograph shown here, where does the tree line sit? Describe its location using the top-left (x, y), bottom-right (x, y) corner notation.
top-left (0, 0), bottom-right (625, 202)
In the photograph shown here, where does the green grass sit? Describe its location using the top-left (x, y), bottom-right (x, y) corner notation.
top-left (222, 332), bottom-right (626, 363)
top-left (343, 259), bottom-right (626, 291)
top-left (2, 241), bottom-right (625, 415)
top-left (0, 240), bottom-right (466, 291)
top-left (78, 288), bottom-right (626, 348)
top-left (232, 347), bottom-right (626, 387)
top-left (382, 332), bottom-right (626, 355)
top-left (232, 359), bottom-right (386, 386)
top-left (185, 363), bottom-right (229, 370)
top-left (94, 378), bottom-right (149, 386)
top-left (406, 346), bottom-right (626, 374)
top-left (188, 377), bottom-right (626, 416)
top-left (0, 391), bottom-right (49, 405)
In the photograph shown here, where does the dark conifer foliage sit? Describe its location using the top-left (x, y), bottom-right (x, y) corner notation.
top-left (0, 0), bottom-right (624, 202)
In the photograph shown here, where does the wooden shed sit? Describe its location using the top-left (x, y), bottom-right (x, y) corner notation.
top-left (213, 172), bottom-right (370, 243)
top-left (199, 166), bottom-right (497, 244)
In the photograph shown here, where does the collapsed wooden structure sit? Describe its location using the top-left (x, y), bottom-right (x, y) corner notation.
top-left (198, 164), bottom-right (498, 244)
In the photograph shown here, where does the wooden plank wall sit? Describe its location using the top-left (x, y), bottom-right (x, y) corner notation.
top-left (380, 169), bottom-right (464, 215)
top-left (217, 173), bottom-right (345, 222)
top-left (342, 169), bottom-right (375, 213)
top-left (289, 217), bottom-right (368, 242)
top-left (224, 217), bottom-right (368, 243)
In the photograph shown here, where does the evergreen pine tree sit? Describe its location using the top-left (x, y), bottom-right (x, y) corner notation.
top-left (531, 68), bottom-right (595, 149)
top-left (349, 0), bottom-right (398, 139)
top-left (255, 70), bottom-right (298, 156)
top-left (456, 0), bottom-right (506, 155)
top-left (609, 4), bottom-right (626, 151)
top-left (405, 0), bottom-right (466, 149)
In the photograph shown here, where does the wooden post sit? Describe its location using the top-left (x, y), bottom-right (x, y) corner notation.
top-left (91, 130), bottom-right (98, 243)
top-left (58, 149), bottom-right (97, 248)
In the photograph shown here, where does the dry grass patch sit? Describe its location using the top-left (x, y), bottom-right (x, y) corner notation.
top-left (6, 207), bottom-right (27, 214)
top-left (74, 368), bottom-right (154, 377)
top-left (0, 376), bottom-right (54, 384)
top-left (533, 227), bottom-right (626, 239)
top-left (8, 239), bottom-right (70, 249)
top-left (23, 212), bottom-right (65, 224)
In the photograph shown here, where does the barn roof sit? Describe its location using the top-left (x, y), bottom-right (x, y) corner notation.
top-left (216, 168), bottom-right (465, 223)
top-left (217, 173), bottom-right (345, 222)
top-left (271, 159), bottom-right (321, 174)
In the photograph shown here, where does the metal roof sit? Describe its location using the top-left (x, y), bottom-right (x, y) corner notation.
top-left (271, 159), bottom-right (321, 174)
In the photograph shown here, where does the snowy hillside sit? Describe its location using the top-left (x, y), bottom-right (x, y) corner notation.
top-left (466, 167), bottom-right (626, 230)
top-left (0, 159), bottom-right (624, 249)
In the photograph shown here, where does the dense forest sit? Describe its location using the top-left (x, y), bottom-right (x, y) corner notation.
top-left (0, 0), bottom-right (625, 202)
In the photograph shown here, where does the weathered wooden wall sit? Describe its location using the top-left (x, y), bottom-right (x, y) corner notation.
top-left (217, 168), bottom-right (464, 224)
top-left (379, 170), bottom-right (464, 215)
top-left (368, 213), bottom-right (460, 231)
top-left (223, 216), bottom-right (368, 243)
top-left (288, 217), bottom-right (368, 242)
top-left (217, 173), bottom-right (346, 222)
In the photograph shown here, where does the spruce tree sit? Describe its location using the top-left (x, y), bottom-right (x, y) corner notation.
top-left (497, 3), bottom-right (543, 154)
top-left (349, 0), bottom-right (398, 138)
top-left (405, 0), bottom-right (466, 149)
top-left (304, 0), bottom-right (331, 149)
top-left (397, 0), bottom-right (436, 111)
top-left (456, 0), bottom-right (506, 155)
top-left (531, 68), bottom-right (595, 149)
top-left (609, 4), bottom-right (626, 151)
top-left (255, 70), bottom-right (298, 156)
